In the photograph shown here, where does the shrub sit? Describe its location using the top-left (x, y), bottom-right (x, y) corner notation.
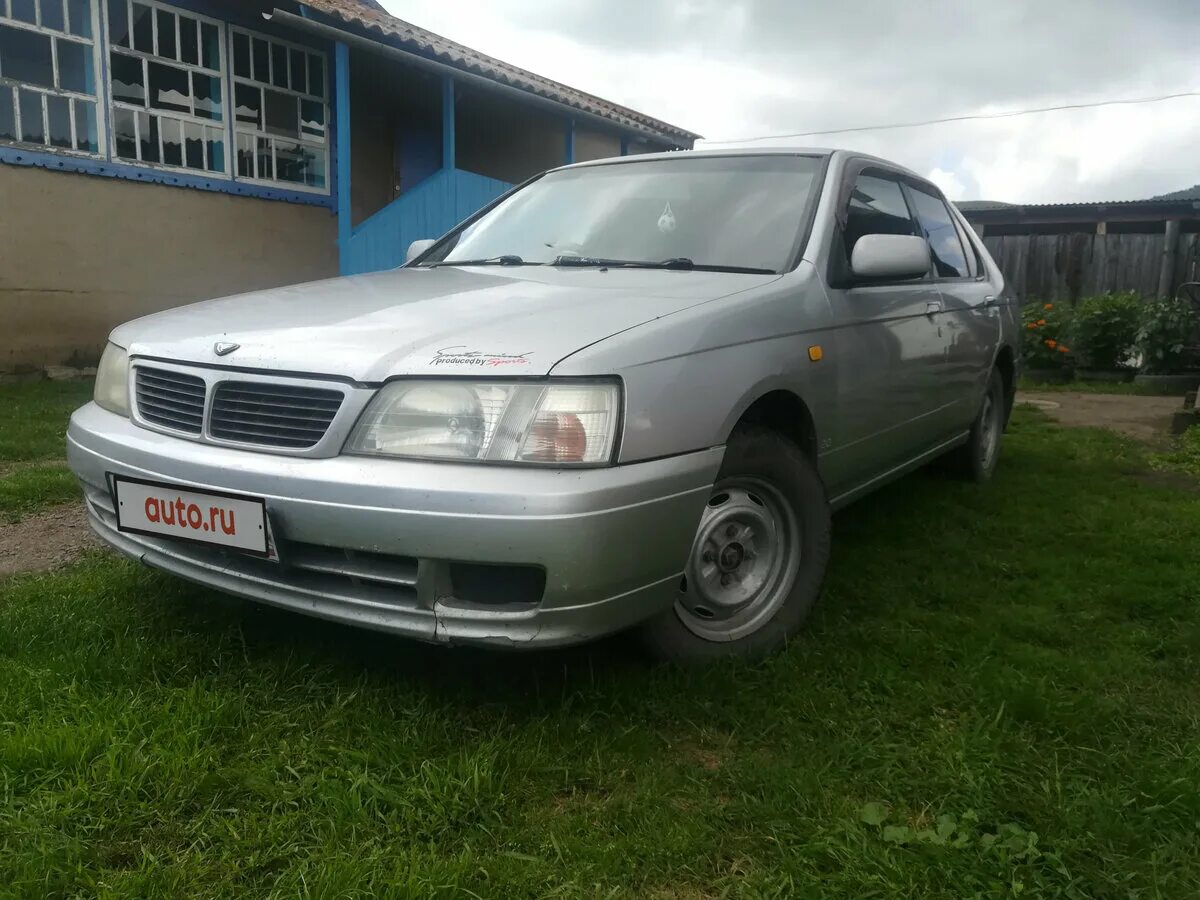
top-left (1069, 292), bottom-right (1141, 370)
top-left (1021, 301), bottom-right (1073, 369)
top-left (1136, 296), bottom-right (1200, 373)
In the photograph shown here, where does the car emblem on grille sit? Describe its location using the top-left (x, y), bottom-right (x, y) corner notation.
top-left (214, 341), bottom-right (240, 356)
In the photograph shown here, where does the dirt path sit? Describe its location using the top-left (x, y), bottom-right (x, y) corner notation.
top-left (0, 503), bottom-right (99, 579)
top-left (1016, 391), bottom-right (1182, 443)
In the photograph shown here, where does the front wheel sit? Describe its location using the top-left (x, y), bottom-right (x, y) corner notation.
top-left (638, 428), bottom-right (831, 663)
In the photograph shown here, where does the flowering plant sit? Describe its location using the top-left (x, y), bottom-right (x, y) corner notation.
top-left (1021, 301), bottom-right (1073, 369)
top-left (1069, 291), bottom-right (1141, 370)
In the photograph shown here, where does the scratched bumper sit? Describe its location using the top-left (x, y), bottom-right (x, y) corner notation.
top-left (67, 402), bottom-right (721, 648)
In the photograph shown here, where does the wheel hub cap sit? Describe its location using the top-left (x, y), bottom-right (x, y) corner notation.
top-left (676, 478), bottom-right (801, 642)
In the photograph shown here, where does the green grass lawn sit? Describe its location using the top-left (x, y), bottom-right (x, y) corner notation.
top-left (1019, 376), bottom-right (1197, 396)
top-left (3, 402), bottom-right (1200, 897)
top-left (0, 380), bottom-right (93, 523)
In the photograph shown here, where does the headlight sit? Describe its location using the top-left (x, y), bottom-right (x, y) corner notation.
top-left (345, 380), bottom-right (621, 465)
top-left (94, 343), bottom-right (130, 417)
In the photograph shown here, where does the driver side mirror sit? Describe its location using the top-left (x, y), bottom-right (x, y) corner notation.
top-left (850, 234), bottom-right (930, 280)
top-left (405, 239), bottom-right (437, 264)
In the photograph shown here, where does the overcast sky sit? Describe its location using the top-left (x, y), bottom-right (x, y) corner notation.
top-left (380, 0), bottom-right (1199, 203)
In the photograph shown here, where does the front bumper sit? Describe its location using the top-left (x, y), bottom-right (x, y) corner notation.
top-left (67, 403), bottom-right (722, 648)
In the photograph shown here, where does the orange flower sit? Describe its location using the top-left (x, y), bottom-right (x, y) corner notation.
top-left (1036, 318), bottom-right (1047, 326)
top-left (1026, 322), bottom-right (1037, 330)
top-left (1045, 339), bottom-right (1057, 349)
top-left (1044, 303), bottom-right (1054, 310)
top-left (1058, 345), bottom-right (1070, 353)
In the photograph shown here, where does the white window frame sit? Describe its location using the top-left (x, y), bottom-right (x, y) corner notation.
top-left (229, 25), bottom-right (329, 195)
top-left (105, 0), bottom-right (230, 177)
top-left (0, 0), bottom-right (106, 157)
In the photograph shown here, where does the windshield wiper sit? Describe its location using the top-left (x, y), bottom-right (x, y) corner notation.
top-left (552, 255), bottom-right (773, 274)
top-left (429, 254), bottom-right (532, 267)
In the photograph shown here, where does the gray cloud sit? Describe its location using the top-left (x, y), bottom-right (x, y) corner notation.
top-left (386, 0), bottom-right (1200, 201)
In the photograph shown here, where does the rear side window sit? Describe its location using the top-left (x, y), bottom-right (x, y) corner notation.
top-left (908, 186), bottom-right (969, 278)
top-left (954, 216), bottom-right (982, 278)
top-left (843, 174), bottom-right (919, 260)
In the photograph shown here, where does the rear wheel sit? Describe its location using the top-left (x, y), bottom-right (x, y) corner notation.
top-left (639, 428), bottom-right (831, 662)
top-left (948, 368), bottom-right (1005, 482)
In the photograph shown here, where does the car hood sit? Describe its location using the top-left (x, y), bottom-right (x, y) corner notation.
top-left (112, 266), bottom-right (778, 381)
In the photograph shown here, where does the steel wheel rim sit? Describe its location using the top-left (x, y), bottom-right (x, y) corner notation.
top-left (675, 477), bottom-right (801, 642)
top-left (979, 389), bottom-right (1000, 470)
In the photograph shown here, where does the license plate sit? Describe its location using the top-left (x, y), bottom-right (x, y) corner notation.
top-left (112, 476), bottom-right (271, 558)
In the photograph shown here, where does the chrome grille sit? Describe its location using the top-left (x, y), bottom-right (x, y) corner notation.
top-left (209, 381), bottom-right (344, 449)
top-left (135, 367), bottom-right (206, 434)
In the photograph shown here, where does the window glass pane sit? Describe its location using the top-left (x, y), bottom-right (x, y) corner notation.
top-left (0, 24), bottom-right (54, 89)
top-left (72, 97), bottom-right (97, 151)
top-left (300, 98), bottom-right (323, 141)
top-left (308, 53), bottom-right (323, 97)
top-left (42, 0), bottom-right (67, 32)
top-left (270, 42), bottom-right (287, 88)
top-left (183, 120), bottom-right (203, 169)
top-left (256, 135), bottom-right (272, 179)
top-left (137, 109), bottom-right (158, 161)
top-left (908, 186), bottom-right (969, 278)
top-left (844, 174), bottom-right (918, 259)
top-left (159, 114), bottom-right (181, 165)
top-left (206, 128), bottom-right (223, 171)
top-left (107, 0), bottom-right (129, 46)
top-left (274, 140), bottom-right (308, 184)
top-left (130, 1), bottom-right (152, 52)
top-left (10, 0), bottom-right (36, 25)
top-left (113, 104), bottom-right (135, 158)
top-left (66, 0), bottom-right (91, 38)
top-left (234, 82), bottom-right (259, 128)
top-left (236, 131), bottom-right (253, 177)
top-left (289, 48), bottom-right (306, 94)
top-left (305, 145), bottom-right (325, 188)
top-left (56, 40), bottom-right (93, 94)
top-left (18, 88), bottom-right (43, 143)
top-left (251, 37), bottom-right (268, 83)
top-left (264, 89), bottom-right (297, 137)
top-left (0, 87), bottom-right (15, 141)
top-left (191, 71), bottom-right (220, 120)
top-left (148, 60), bottom-right (188, 114)
top-left (200, 21), bottom-right (218, 70)
top-left (110, 52), bottom-right (144, 104)
top-left (232, 30), bottom-right (249, 77)
top-left (46, 93), bottom-right (71, 147)
top-left (156, 9), bottom-right (175, 60)
top-left (178, 15), bottom-right (196, 65)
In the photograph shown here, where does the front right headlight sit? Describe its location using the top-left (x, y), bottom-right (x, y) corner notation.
top-left (345, 380), bottom-right (621, 466)
top-left (94, 342), bottom-right (130, 417)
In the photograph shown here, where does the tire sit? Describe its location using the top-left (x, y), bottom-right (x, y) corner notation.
top-left (948, 368), bottom-right (1005, 482)
top-left (638, 427), bottom-right (831, 663)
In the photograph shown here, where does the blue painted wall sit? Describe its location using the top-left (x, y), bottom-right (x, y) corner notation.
top-left (344, 167), bottom-right (511, 274)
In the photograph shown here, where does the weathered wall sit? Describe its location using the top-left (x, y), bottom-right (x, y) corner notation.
top-left (575, 128), bottom-right (621, 162)
top-left (456, 87), bottom-right (567, 184)
top-left (1, 164), bottom-right (337, 372)
top-left (350, 52), bottom-right (442, 226)
top-left (982, 230), bottom-right (1200, 302)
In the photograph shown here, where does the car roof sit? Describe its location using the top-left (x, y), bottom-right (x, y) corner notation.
top-left (558, 146), bottom-right (929, 185)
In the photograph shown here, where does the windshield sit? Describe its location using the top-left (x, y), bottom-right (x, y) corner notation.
top-left (422, 155), bottom-right (823, 273)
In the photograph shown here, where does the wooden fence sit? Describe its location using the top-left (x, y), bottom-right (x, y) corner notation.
top-left (981, 231), bottom-right (1200, 303)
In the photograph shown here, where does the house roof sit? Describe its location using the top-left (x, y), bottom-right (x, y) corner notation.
top-left (298, 0), bottom-right (701, 145)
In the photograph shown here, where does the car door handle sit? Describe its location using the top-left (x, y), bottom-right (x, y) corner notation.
top-left (925, 300), bottom-right (942, 317)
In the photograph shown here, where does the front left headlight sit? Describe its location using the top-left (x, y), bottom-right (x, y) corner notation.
top-left (345, 380), bottom-right (621, 465)
top-left (94, 342), bottom-right (130, 417)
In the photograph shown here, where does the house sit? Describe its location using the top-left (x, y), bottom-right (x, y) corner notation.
top-left (1, 0), bottom-right (699, 373)
top-left (956, 194), bottom-right (1200, 302)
